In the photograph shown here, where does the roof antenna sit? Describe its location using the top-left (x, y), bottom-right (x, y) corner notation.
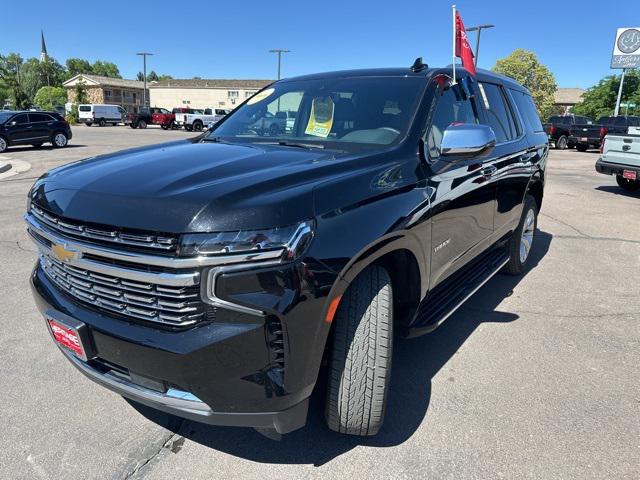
top-left (411, 57), bottom-right (428, 72)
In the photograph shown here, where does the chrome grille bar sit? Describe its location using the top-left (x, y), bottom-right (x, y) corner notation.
top-left (40, 254), bottom-right (203, 326)
top-left (31, 204), bottom-right (177, 252)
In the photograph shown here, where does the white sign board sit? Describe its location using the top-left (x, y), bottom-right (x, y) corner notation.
top-left (611, 28), bottom-right (640, 68)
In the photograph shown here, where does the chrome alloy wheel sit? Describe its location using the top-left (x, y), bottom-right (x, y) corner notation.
top-left (519, 208), bottom-right (535, 263)
top-left (0, 137), bottom-right (7, 152)
top-left (54, 133), bottom-right (67, 147)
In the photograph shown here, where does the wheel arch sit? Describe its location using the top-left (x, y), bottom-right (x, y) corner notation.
top-left (526, 173), bottom-right (544, 212)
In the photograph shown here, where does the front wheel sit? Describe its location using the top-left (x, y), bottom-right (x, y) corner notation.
top-left (504, 195), bottom-right (538, 275)
top-left (138, 120), bottom-right (147, 129)
top-left (616, 175), bottom-right (640, 192)
top-left (85, 122), bottom-right (92, 127)
top-left (325, 265), bottom-right (393, 436)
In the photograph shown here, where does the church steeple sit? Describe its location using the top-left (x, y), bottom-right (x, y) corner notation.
top-left (40, 29), bottom-right (48, 63)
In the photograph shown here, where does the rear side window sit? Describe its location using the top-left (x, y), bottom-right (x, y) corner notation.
top-left (29, 113), bottom-right (53, 122)
top-left (79, 105), bottom-right (91, 112)
top-left (510, 90), bottom-right (544, 133)
top-left (478, 83), bottom-right (518, 142)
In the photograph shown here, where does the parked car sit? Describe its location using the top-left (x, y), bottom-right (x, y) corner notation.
top-left (569, 115), bottom-right (640, 152)
top-left (596, 126), bottom-right (640, 191)
top-left (78, 104), bottom-right (126, 127)
top-left (175, 108), bottom-right (229, 132)
top-left (543, 114), bottom-right (591, 149)
top-left (127, 107), bottom-right (172, 129)
top-left (152, 109), bottom-right (176, 130)
top-left (26, 65), bottom-right (547, 437)
top-left (248, 110), bottom-right (287, 136)
top-left (0, 110), bottom-right (71, 152)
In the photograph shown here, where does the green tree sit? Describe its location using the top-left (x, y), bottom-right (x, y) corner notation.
top-left (92, 61), bottom-right (121, 78)
top-left (157, 74), bottom-right (172, 81)
top-left (492, 49), bottom-right (557, 120)
top-left (20, 57), bottom-right (66, 100)
top-left (0, 53), bottom-right (30, 109)
top-left (34, 86), bottom-right (67, 110)
top-left (74, 79), bottom-right (88, 105)
top-left (65, 58), bottom-right (93, 77)
top-left (136, 71), bottom-right (144, 81)
top-left (147, 70), bottom-right (159, 82)
top-left (572, 70), bottom-right (640, 119)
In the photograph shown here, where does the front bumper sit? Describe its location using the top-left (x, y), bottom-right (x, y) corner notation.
top-left (30, 260), bottom-right (328, 433)
top-left (596, 158), bottom-right (640, 177)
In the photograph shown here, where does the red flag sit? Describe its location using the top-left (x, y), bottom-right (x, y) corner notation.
top-left (455, 11), bottom-right (476, 77)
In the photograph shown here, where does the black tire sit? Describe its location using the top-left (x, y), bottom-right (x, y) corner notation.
top-left (576, 144), bottom-right (588, 152)
top-left (504, 195), bottom-right (538, 275)
top-left (555, 135), bottom-right (568, 150)
top-left (0, 136), bottom-right (8, 153)
top-left (85, 122), bottom-right (92, 127)
top-left (616, 175), bottom-right (640, 192)
top-left (192, 121), bottom-right (203, 132)
top-left (138, 119), bottom-right (147, 129)
top-left (325, 265), bottom-right (393, 436)
top-left (130, 123), bottom-right (137, 129)
top-left (98, 119), bottom-right (106, 127)
top-left (269, 123), bottom-right (280, 136)
top-left (51, 132), bottom-right (68, 148)
top-left (161, 124), bottom-right (169, 130)
top-left (185, 125), bottom-right (193, 132)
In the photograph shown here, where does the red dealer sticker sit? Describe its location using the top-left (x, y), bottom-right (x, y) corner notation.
top-left (48, 318), bottom-right (86, 360)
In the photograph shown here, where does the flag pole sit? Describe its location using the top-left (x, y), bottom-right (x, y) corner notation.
top-left (452, 4), bottom-right (456, 84)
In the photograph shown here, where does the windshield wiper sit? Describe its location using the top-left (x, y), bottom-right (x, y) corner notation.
top-left (256, 140), bottom-right (325, 150)
top-left (201, 136), bottom-right (228, 143)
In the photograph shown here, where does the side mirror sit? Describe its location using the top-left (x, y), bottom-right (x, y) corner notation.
top-left (440, 123), bottom-right (496, 157)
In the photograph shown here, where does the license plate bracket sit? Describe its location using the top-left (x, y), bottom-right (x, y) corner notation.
top-left (623, 170), bottom-right (637, 181)
top-left (45, 310), bottom-right (95, 361)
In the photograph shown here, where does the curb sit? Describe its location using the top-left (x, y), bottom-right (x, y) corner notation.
top-left (0, 161), bottom-right (11, 174)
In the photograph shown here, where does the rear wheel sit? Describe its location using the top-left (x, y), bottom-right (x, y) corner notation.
top-left (556, 135), bottom-right (568, 150)
top-left (616, 175), bottom-right (640, 192)
top-left (325, 265), bottom-right (393, 436)
top-left (193, 121), bottom-right (203, 132)
top-left (576, 144), bottom-right (588, 152)
top-left (0, 136), bottom-right (7, 153)
top-left (52, 132), bottom-right (68, 148)
top-left (185, 125), bottom-right (193, 132)
top-left (98, 119), bottom-right (106, 127)
top-left (504, 195), bottom-right (538, 275)
top-left (85, 122), bottom-right (92, 127)
top-left (161, 124), bottom-right (169, 130)
top-left (138, 120), bottom-right (147, 129)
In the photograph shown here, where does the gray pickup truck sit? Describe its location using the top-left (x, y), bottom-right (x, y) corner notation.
top-left (596, 126), bottom-right (640, 192)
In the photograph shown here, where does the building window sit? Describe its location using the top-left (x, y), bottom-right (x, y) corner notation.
top-left (104, 89), bottom-right (112, 98)
top-left (245, 91), bottom-right (256, 99)
top-left (228, 90), bottom-right (239, 99)
top-left (133, 92), bottom-right (137, 103)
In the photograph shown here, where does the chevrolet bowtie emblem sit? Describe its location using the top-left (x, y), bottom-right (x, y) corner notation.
top-left (52, 243), bottom-right (78, 262)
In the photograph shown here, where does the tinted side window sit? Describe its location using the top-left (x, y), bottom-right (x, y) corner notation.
top-left (478, 83), bottom-right (517, 142)
top-left (12, 114), bottom-right (29, 124)
top-left (29, 113), bottom-right (52, 123)
top-left (426, 87), bottom-right (478, 159)
top-left (510, 90), bottom-right (543, 133)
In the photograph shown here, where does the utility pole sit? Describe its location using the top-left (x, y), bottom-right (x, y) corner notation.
top-left (614, 68), bottom-right (626, 117)
top-left (466, 24), bottom-right (495, 67)
top-left (268, 49), bottom-right (290, 80)
top-left (136, 52), bottom-right (153, 108)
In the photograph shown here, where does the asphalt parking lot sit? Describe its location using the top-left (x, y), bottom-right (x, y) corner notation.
top-left (0, 126), bottom-right (638, 479)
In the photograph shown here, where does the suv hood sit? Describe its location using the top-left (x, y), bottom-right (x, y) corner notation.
top-left (31, 140), bottom-right (346, 233)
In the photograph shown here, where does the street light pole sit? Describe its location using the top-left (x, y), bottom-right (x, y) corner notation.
top-left (614, 68), bottom-right (626, 117)
top-left (136, 52), bottom-right (153, 109)
top-left (268, 49), bottom-right (290, 80)
top-left (466, 24), bottom-right (495, 67)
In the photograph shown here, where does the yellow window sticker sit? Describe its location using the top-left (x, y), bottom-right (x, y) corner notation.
top-left (246, 88), bottom-right (275, 105)
top-left (305, 96), bottom-right (334, 138)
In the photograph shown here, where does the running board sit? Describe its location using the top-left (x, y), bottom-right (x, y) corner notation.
top-left (407, 248), bottom-right (509, 338)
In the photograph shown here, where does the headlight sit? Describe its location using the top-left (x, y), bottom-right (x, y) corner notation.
top-left (178, 220), bottom-right (313, 261)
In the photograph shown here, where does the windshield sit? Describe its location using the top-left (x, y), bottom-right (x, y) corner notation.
top-left (207, 76), bottom-right (425, 150)
top-left (0, 112), bottom-right (14, 124)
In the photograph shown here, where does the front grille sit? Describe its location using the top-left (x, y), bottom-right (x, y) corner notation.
top-left (40, 253), bottom-right (204, 327)
top-left (31, 204), bottom-right (178, 254)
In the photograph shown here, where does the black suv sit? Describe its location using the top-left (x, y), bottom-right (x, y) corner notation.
top-left (0, 111), bottom-right (72, 153)
top-left (27, 66), bottom-right (547, 436)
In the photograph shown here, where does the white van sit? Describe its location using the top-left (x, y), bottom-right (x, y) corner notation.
top-left (78, 104), bottom-right (125, 126)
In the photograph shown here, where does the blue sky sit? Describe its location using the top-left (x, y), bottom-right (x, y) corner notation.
top-left (0, 0), bottom-right (630, 89)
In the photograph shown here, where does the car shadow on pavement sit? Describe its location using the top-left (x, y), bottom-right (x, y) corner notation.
top-left (132, 231), bottom-right (552, 467)
top-left (595, 185), bottom-right (640, 198)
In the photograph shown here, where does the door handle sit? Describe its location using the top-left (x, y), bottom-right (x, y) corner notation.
top-left (481, 165), bottom-right (497, 178)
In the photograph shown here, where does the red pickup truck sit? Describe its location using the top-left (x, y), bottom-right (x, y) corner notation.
top-left (151, 108), bottom-right (175, 130)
